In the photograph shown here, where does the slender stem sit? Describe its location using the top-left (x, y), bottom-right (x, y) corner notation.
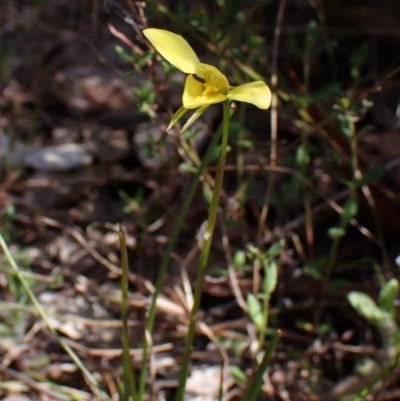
top-left (244, 330), bottom-right (280, 401)
top-left (138, 118), bottom-right (224, 398)
top-left (175, 101), bottom-right (230, 401)
top-left (259, 294), bottom-right (270, 350)
top-left (119, 227), bottom-right (138, 401)
top-left (301, 28), bottom-right (314, 259)
top-left (256, 0), bottom-right (287, 244)
top-left (315, 116), bottom-right (357, 328)
top-left (349, 118), bottom-right (358, 190)
top-left (258, 262), bottom-right (270, 350)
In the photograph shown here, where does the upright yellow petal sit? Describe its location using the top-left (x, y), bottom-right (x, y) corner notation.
top-left (183, 75), bottom-right (227, 109)
top-left (143, 28), bottom-right (200, 74)
top-left (228, 81), bottom-right (271, 109)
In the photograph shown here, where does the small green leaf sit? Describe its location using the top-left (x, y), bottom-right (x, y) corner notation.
top-left (304, 264), bottom-right (323, 280)
top-left (234, 250), bottom-right (246, 268)
top-left (230, 365), bottom-right (247, 383)
top-left (266, 240), bottom-right (284, 258)
top-left (247, 244), bottom-right (259, 257)
top-left (178, 163), bottom-right (197, 173)
top-left (341, 197), bottom-right (358, 227)
top-left (237, 139), bottom-right (253, 149)
top-left (263, 260), bottom-right (278, 295)
top-left (202, 181), bottom-right (212, 205)
top-left (296, 144), bottom-right (310, 169)
top-left (137, 52), bottom-right (153, 68)
top-left (317, 323), bottom-right (332, 335)
top-left (379, 279), bottom-right (399, 314)
top-left (328, 227), bottom-right (345, 239)
top-left (247, 293), bottom-right (264, 330)
top-left (358, 165), bottom-right (385, 187)
top-left (115, 45), bottom-right (134, 63)
top-left (348, 291), bottom-right (389, 329)
top-left (297, 320), bottom-right (314, 332)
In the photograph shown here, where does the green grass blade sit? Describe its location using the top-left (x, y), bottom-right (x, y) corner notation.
top-left (119, 226), bottom-right (138, 401)
top-left (243, 330), bottom-right (280, 401)
top-left (0, 234), bottom-right (111, 401)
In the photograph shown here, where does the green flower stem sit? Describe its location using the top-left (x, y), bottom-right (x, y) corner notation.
top-left (175, 100), bottom-right (231, 401)
top-left (138, 114), bottom-right (225, 399)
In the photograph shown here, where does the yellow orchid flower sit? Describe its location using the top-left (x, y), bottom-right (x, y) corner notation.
top-left (143, 28), bottom-right (271, 130)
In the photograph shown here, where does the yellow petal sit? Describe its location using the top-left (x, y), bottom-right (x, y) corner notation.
top-left (183, 75), bottom-right (227, 109)
top-left (183, 75), bottom-right (204, 106)
top-left (196, 63), bottom-right (229, 92)
top-left (227, 81), bottom-right (271, 109)
top-left (143, 28), bottom-right (200, 74)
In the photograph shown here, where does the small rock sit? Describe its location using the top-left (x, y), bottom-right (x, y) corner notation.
top-left (52, 66), bottom-right (136, 115)
top-left (25, 143), bottom-right (92, 171)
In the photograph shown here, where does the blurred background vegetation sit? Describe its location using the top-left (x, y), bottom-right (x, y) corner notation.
top-left (2, 0), bottom-right (400, 400)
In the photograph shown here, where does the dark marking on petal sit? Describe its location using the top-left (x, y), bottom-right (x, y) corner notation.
top-left (191, 74), bottom-right (206, 84)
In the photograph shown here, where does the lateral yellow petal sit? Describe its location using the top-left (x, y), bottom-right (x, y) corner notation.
top-left (143, 28), bottom-right (200, 74)
top-left (183, 76), bottom-right (227, 109)
top-left (182, 75), bottom-right (204, 108)
top-left (227, 81), bottom-right (272, 109)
